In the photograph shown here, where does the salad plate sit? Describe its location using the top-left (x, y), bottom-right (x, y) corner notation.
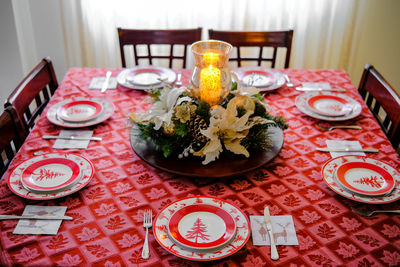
top-left (233, 67), bottom-right (286, 91)
top-left (117, 66), bottom-right (176, 90)
top-left (307, 94), bottom-right (353, 117)
top-left (57, 99), bottom-right (103, 122)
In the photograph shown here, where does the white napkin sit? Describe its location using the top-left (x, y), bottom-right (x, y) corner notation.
top-left (89, 77), bottom-right (117, 90)
top-left (53, 130), bottom-right (93, 149)
top-left (302, 82), bottom-right (331, 89)
top-left (250, 215), bottom-right (298, 246)
top-left (13, 205), bottom-right (67, 235)
top-left (326, 140), bottom-right (366, 158)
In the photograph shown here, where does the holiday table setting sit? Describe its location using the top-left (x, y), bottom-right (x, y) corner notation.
top-left (0, 40), bottom-right (399, 266)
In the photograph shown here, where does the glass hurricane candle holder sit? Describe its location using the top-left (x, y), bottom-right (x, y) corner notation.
top-left (190, 40), bottom-right (232, 107)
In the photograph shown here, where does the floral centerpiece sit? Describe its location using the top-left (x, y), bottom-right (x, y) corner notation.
top-left (129, 40), bottom-right (287, 165)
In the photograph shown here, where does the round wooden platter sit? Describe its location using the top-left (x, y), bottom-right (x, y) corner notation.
top-left (130, 126), bottom-right (284, 178)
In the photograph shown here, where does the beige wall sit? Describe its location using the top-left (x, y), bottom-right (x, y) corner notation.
top-left (348, 0), bottom-right (400, 94)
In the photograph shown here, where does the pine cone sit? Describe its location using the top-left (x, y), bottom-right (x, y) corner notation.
top-left (187, 114), bottom-right (209, 143)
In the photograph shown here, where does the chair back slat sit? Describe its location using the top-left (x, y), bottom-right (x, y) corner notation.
top-left (208, 29), bottom-right (293, 68)
top-left (358, 64), bottom-right (400, 150)
top-left (118, 28), bottom-right (202, 68)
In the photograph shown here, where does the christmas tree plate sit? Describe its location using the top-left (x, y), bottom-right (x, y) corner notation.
top-left (21, 156), bottom-right (82, 192)
top-left (154, 196), bottom-right (250, 261)
top-left (8, 153), bottom-right (94, 200)
top-left (57, 99), bottom-right (104, 122)
top-left (335, 161), bottom-right (395, 196)
top-left (233, 67), bottom-right (286, 91)
top-left (168, 204), bottom-right (236, 251)
top-left (306, 94), bottom-right (353, 117)
top-left (130, 126), bottom-right (283, 178)
top-left (322, 155), bottom-right (400, 204)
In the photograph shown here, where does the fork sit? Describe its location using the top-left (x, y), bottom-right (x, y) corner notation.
top-left (316, 124), bottom-right (362, 131)
top-left (141, 209), bottom-right (152, 259)
top-left (351, 207), bottom-right (400, 217)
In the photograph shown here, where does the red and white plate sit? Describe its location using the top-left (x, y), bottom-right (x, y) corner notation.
top-left (117, 66), bottom-right (176, 90)
top-left (154, 196), bottom-right (250, 261)
top-left (168, 204), bottom-right (236, 251)
top-left (307, 94), bottom-right (353, 117)
top-left (295, 92), bottom-right (362, 121)
top-left (8, 153), bottom-right (94, 200)
top-left (47, 97), bottom-right (114, 128)
top-left (335, 161), bottom-right (395, 196)
top-left (57, 99), bottom-right (103, 122)
top-left (21, 157), bottom-right (82, 192)
top-left (233, 67), bottom-right (285, 91)
top-left (322, 155), bottom-right (400, 204)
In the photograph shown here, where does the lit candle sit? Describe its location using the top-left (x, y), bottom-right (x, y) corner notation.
top-left (200, 52), bottom-right (221, 106)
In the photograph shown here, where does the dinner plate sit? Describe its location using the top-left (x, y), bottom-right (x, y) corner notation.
top-left (47, 97), bottom-right (114, 128)
top-left (130, 126), bottom-right (283, 178)
top-left (322, 155), bottom-right (400, 204)
top-left (168, 204), bottom-right (236, 251)
top-left (57, 100), bottom-right (103, 122)
top-left (21, 157), bottom-right (81, 192)
top-left (335, 161), bottom-right (395, 196)
top-left (153, 196), bottom-right (250, 261)
top-left (117, 66), bottom-right (177, 90)
top-left (295, 92), bottom-right (362, 121)
top-left (233, 67), bottom-right (286, 91)
top-left (8, 153), bottom-right (94, 200)
top-left (307, 95), bottom-right (353, 117)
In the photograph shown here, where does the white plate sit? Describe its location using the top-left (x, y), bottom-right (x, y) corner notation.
top-left (322, 155), bottom-right (400, 204)
top-left (307, 94), bottom-right (353, 117)
top-left (295, 92), bottom-right (362, 121)
top-left (47, 97), bottom-right (114, 128)
top-left (153, 196), bottom-right (250, 261)
top-left (20, 156), bottom-right (82, 193)
top-left (233, 67), bottom-right (286, 91)
top-left (117, 66), bottom-right (177, 90)
top-left (8, 153), bottom-right (94, 200)
top-left (57, 99), bottom-right (104, 122)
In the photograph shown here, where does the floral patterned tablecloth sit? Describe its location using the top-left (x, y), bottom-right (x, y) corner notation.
top-left (0, 68), bottom-right (399, 267)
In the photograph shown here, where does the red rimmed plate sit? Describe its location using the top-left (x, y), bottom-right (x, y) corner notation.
top-left (117, 66), bottom-right (176, 90)
top-left (307, 95), bottom-right (353, 116)
top-left (233, 67), bottom-right (285, 91)
top-left (168, 204), bottom-right (236, 251)
top-left (153, 196), bottom-right (250, 261)
top-left (21, 157), bottom-right (81, 192)
top-left (335, 162), bottom-right (395, 196)
top-left (57, 100), bottom-right (103, 122)
top-left (8, 153), bottom-right (94, 200)
top-left (47, 97), bottom-right (114, 128)
top-left (321, 155), bottom-right (400, 204)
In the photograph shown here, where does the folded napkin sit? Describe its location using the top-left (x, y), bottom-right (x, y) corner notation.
top-left (53, 130), bottom-right (93, 149)
top-left (250, 215), bottom-right (298, 246)
top-left (302, 82), bottom-right (331, 89)
top-left (13, 205), bottom-right (67, 235)
top-left (89, 77), bottom-right (117, 90)
top-left (326, 140), bottom-right (366, 158)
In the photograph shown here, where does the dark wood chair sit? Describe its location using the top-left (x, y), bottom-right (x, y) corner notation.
top-left (117, 27), bottom-right (202, 68)
top-left (4, 57), bottom-right (58, 136)
top-left (0, 106), bottom-right (25, 177)
top-left (208, 29), bottom-right (293, 68)
top-left (358, 64), bottom-right (400, 151)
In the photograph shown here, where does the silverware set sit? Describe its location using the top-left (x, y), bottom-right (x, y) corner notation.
top-left (315, 124), bottom-right (362, 131)
top-left (0, 214), bottom-right (73, 220)
top-left (316, 147), bottom-right (379, 153)
top-left (351, 207), bottom-right (400, 217)
top-left (42, 135), bottom-right (102, 141)
top-left (296, 87), bottom-right (346, 92)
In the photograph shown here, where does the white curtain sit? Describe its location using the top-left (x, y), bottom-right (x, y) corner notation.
top-left (60, 0), bottom-right (358, 70)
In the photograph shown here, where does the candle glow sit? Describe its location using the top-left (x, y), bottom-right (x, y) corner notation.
top-left (200, 52), bottom-right (222, 106)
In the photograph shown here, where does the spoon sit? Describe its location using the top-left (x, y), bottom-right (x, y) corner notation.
top-left (284, 74), bottom-right (294, 87)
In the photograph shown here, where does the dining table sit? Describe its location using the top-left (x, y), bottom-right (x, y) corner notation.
top-left (0, 67), bottom-right (399, 267)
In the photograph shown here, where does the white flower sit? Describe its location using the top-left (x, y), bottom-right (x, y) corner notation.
top-left (194, 96), bottom-right (274, 165)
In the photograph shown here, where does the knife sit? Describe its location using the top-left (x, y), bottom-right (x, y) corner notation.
top-left (0, 215), bottom-right (73, 220)
top-left (264, 206), bottom-right (279, 260)
top-left (101, 71), bottom-right (112, 93)
top-left (316, 147), bottom-right (379, 153)
top-left (296, 87), bottom-right (346, 92)
top-left (42, 135), bottom-right (102, 141)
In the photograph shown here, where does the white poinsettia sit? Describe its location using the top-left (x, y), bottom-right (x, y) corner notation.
top-left (231, 83), bottom-right (271, 112)
top-left (130, 87), bottom-right (191, 130)
top-left (194, 95), bottom-right (274, 165)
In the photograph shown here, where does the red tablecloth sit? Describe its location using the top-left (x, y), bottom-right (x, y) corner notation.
top-left (1, 68), bottom-right (399, 266)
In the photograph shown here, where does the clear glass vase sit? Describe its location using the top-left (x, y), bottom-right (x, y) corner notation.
top-left (190, 40), bottom-right (232, 107)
